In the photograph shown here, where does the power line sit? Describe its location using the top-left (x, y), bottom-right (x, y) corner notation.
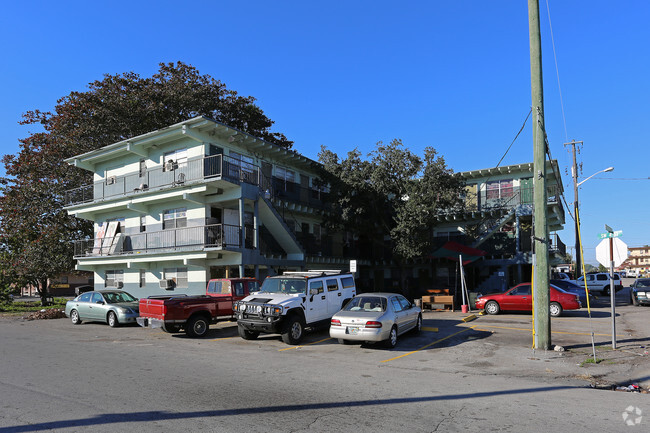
top-left (544, 0), bottom-right (568, 142)
top-left (584, 177), bottom-right (650, 181)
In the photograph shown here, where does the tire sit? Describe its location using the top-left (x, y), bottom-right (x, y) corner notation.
top-left (185, 315), bottom-right (210, 338)
top-left (385, 326), bottom-right (398, 348)
top-left (412, 314), bottom-right (422, 334)
top-left (70, 309), bottom-right (82, 325)
top-left (161, 323), bottom-right (181, 333)
top-left (485, 301), bottom-right (500, 315)
top-left (603, 286), bottom-right (610, 297)
top-left (631, 291), bottom-right (639, 306)
top-left (238, 324), bottom-right (260, 340)
top-left (338, 338), bottom-right (353, 345)
top-left (107, 311), bottom-right (119, 327)
top-left (549, 302), bottom-right (563, 317)
top-left (281, 315), bottom-right (305, 345)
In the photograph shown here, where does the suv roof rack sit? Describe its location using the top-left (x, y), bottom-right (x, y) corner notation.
top-left (281, 270), bottom-right (345, 278)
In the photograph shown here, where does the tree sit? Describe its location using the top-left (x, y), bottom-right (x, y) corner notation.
top-left (319, 139), bottom-right (465, 295)
top-left (0, 62), bottom-right (291, 305)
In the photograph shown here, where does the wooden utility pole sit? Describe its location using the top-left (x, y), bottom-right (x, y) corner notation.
top-left (564, 140), bottom-right (583, 279)
top-left (528, 0), bottom-right (551, 349)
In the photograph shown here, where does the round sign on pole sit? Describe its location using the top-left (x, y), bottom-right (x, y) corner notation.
top-left (596, 237), bottom-right (628, 268)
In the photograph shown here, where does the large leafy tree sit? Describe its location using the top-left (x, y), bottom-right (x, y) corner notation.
top-left (0, 62), bottom-right (291, 305)
top-left (319, 139), bottom-right (466, 295)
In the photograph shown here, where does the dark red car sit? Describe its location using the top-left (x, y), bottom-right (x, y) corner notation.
top-left (475, 283), bottom-right (581, 317)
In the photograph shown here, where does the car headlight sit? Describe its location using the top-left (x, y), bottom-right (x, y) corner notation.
top-left (264, 306), bottom-right (282, 316)
top-left (638, 292), bottom-right (646, 297)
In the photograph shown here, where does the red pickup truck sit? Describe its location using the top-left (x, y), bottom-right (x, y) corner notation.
top-left (137, 278), bottom-right (260, 337)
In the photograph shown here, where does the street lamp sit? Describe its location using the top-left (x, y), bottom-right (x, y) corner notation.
top-left (577, 166), bottom-right (614, 187)
top-left (573, 166), bottom-right (614, 278)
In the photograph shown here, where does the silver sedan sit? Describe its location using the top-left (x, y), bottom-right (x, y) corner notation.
top-left (330, 293), bottom-right (422, 348)
top-left (65, 290), bottom-right (139, 327)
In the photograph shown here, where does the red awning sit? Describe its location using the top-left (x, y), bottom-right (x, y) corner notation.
top-left (431, 241), bottom-right (486, 265)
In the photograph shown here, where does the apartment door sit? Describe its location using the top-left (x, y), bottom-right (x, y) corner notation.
top-left (520, 178), bottom-right (533, 204)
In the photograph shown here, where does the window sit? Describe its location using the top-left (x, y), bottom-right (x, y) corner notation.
top-left (91, 292), bottom-right (104, 303)
top-left (248, 281), bottom-right (260, 293)
top-left (391, 297), bottom-right (403, 312)
top-left (105, 270), bottom-right (124, 287)
top-left (233, 282), bottom-right (245, 297)
top-left (139, 269), bottom-right (146, 288)
top-left (139, 159), bottom-right (147, 177)
top-left (164, 268), bottom-right (188, 289)
top-left (207, 280), bottom-right (222, 294)
top-left (79, 293), bottom-right (92, 303)
top-left (310, 280), bottom-right (324, 294)
top-left (326, 279), bottom-right (339, 292)
top-left (341, 277), bottom-right (355, 289)
top-left (398, 296), bottom-right (411, 310)
top-left (163, 148), bottom-right (187, 171)
top-left (275, 167), bottom-right (295, 183)
top-left (230, 152), bottom-right (255, 176)
top-left (163, 208), bottom-right (187, 230)
top-left (486, 179), bottom-right (514, 199)
top-left (510, 285), bottom-right (531, 295)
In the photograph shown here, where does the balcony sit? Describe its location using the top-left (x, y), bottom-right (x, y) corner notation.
top-left (463, 184), bottom-right (561, 213)
top-left (73, 224), bottom-right (253, 258)
top-left (64, 154), bottom-right (263, 207)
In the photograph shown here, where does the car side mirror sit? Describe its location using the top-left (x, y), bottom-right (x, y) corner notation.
top-left (309, 288), bottom-right (319, 296)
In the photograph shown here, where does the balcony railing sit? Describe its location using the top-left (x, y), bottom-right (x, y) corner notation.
top-left (73, 224), bottom-right (251, 258)
top-left (462, 185), bottom-right (560, 213)
top-left (64, 154), bottom-right (263, 206)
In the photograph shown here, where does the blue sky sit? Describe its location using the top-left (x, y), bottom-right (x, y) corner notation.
top-left (1, 1), bottom-right (648, 266)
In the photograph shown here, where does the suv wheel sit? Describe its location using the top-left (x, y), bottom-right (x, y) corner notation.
top-left (238, 324), bottom-right (260, 340)
top-left (281, 315), bottom-right (305, 345)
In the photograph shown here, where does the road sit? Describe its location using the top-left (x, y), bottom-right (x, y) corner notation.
top-left (0, 297), bottom-right (647, 433)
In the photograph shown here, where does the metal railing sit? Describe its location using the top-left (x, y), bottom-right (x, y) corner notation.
top-left (64, 154), bottom-right (264, 206)
top-left (73, 223), bottom-right (249, 257)
top-left (462, 185), bottom-right (560, 212)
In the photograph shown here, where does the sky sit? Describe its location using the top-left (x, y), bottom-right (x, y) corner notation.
top-left (1, 0), bottom-right (648, 266)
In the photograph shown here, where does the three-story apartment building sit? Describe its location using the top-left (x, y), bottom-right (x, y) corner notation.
top-left (64, 117), bottom-right (346, 298)
top-left (429, 161), bottom-right (566, 293)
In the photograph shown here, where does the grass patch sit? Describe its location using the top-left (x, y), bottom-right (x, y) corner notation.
top-left (580, 357), bottom-right (605, 367)
top-left (0, 298), bottom-right (67, 313)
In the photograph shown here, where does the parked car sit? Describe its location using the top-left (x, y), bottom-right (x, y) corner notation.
top-left (65, 290), bottom-right (139, 327)
top-left (550, 279), bottom-right (593, 306)
top-left (329, 293), bottom-right (421, 348)
top-left (475, 283), bottom-right (581, 317)
top-left (137, 277), bottom-right (259, 337)
top-left (571, 272), bottom-right (623, 295)
top-left (234, 270), bottom-right (356, 344)
top-left (630, 278), bottom-right (650, 306)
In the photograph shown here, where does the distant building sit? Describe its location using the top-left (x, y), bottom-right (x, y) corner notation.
top-left (626, 246), bottom-right (650, 276)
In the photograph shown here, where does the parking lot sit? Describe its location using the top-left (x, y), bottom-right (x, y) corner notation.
top-left (1, 287), bottom-right (648, 433)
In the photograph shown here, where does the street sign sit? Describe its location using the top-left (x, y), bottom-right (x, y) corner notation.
top-left (596, 237), bottom-right (628, 268)
top-left (349, 260), bottom-right (357, 273)
top-left (598, 230), bottom-right (622, 239)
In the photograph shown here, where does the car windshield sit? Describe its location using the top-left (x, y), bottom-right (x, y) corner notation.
top-left (343, 296), bottom-right (387, 312)
top-left (636, 279), bottom-right (650, 288)
top-left (103, 292), bottom-right (137, 303)
top-left (259, 278), bottom-right (306, 294)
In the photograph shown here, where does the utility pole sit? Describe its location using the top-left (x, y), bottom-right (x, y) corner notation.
top-left (564, 140), bottom-right (583, 279)
top-left (528, 0), bottom-right (551, 350)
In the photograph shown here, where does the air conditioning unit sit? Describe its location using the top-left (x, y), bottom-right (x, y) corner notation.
top-left (106, 176), bottom-right (116, 185)
top-left (159, 279), bottom-right (174, 289)
top-left (114, 281), bottom-right (123, 289)
top-left (165, 160), bottom-right (175, 171)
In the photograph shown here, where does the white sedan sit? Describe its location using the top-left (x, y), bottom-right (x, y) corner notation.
top-left (330, 292), bottom-right (422, 348)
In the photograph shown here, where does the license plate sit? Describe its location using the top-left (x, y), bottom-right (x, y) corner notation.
top-left (347, 326), bottom-right (360, 335)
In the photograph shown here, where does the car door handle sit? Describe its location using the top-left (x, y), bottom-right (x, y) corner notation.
top-left (338, 293), bottom-right (342, 296)
top-left (321, 296), bottom-right (326, 300)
